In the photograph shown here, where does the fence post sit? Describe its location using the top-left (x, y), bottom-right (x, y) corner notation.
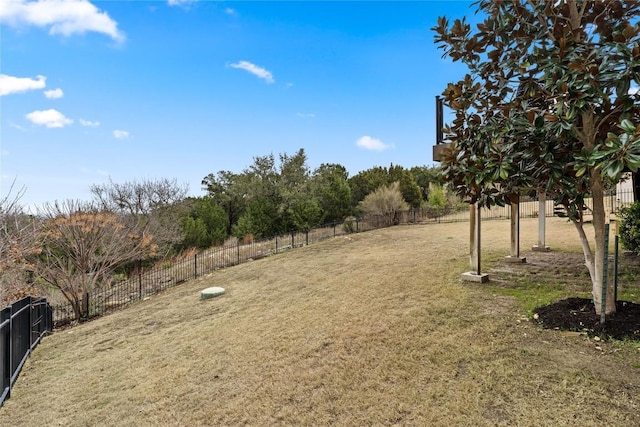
top-left (138, 259), bottom-right (143, 299)
top-left (27, 297), bottom-right (32, 349)
top-left (194, 253), bottom-right (198, 279)
top-left (614, 234), bottom-right (619, 303)
top-left (236, 241), bottom-right (240, 264)
top-left (291, 231), bottom-right (295, 248)
top-left (276, 233), bottom-right (279, 254)
top-left (306, 230), bottom-right (309, 246)
top-left (2, 305), bottom-right (11, 402)
top-left (601, 223), bottom-right (610, 324)
top-left (46, 301), bottom-right (53, 332)
top-left (333, 222), bottom-right (336, 237)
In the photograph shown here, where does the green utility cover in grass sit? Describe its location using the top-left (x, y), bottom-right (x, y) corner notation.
top-left (201, 287), bottom-right (226, 299)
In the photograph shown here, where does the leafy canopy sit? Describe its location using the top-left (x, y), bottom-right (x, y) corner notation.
top-left (433, 0), bottom-right (640, 214)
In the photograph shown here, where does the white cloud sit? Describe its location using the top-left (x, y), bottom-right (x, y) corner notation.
top-left (25, 109), bottom-right (73, 128)
top-left (167, 0), bottom-right (197, 7)
top-left (113, 129), bottom-right (129, 139)
top-left (79, 118), bottom-right (100, 127)
top-left (9, 122), bottom-right (28, 131)
top-left (0, 0), bottom-right (125, 42)
top-left (296, 112), bottom-right (316, 118)
top-left (629, 86), bottom-right (639, 95)
top-left (225, 7), bottom-right (237, 16)
top-left (0, 74), bottom-right (46, 96)
top-left (229, 60), bottom-right (274, 84)
top-left (44, 88), bottom-right (64, 99)
top-left (356, 135), bottom-right (391, 151)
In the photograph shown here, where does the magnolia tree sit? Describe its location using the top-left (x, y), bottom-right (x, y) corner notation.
top-left (434, 0), bottom-right (640, 315)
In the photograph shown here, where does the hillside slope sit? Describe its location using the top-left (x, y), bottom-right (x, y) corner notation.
top-left (2, 219), bottom-right (639, 426)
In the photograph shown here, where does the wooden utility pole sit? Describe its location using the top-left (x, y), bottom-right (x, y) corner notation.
top-left (506, 193), bottom-right (526, 263)
top-left (533, 190), bottom-right (551, 252)
top-left (462, 203), bottom-right (489, 282)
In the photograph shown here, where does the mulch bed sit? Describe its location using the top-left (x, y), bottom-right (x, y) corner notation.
top-left (535, 297), bottom-right (640, 341)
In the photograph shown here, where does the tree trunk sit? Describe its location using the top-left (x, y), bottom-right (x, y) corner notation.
top-left (578, 110), bottom-right (616, 315)
top-left (572, 219), bottom-right (595, 281)
top-left (71, 295), bottom-right (82, 322)
top-left (82, 291), bottom-right (90, 319)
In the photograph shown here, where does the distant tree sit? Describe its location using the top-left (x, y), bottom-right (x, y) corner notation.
top-left (434, 0), bottom-right (640, 314)
top-left (388, 163), bottom-right (422, 207)
top-left (208, 155), bottom-right (280, 240)
top-left (201, 171), bottom-right (248, 235)
top-left (409, 165), bottom-right (441, 201)
top-left (278, 149), bottom-right (322, 231)
top-left (35, 200), bottom-right (156, 320)
top-left (387, 164), bottom-right (405, 183)
top-left (311, 163), bottom-right (352, 223)
top-left (358, 182), bottom-right (409, 226)
top-left (90, 177), bottom-right (188, 257)
top-left (424, 183), bottom-right (449, 219)
top-left (398, 169), bottom-right (423, 209)
top-left (179, 197), bottom-right (228, 250)
top-left (348, 166), bottom-right (390, 207)
top-left (0, 183), bottom-right (41, 304)
top-left (349, 165), bottom-right (422, 209)
top-left (234, 153), bottom-right (282, 238)
top-left (233, 196), bottom-right (279, 239)
top-left (212, 149), bottom-right (323, 238)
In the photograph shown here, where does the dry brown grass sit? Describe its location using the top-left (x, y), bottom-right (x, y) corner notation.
top-left (2, 217), bottom-right (639, 426)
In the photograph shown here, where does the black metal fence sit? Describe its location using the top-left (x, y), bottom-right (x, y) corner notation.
top-left (0, 296), bottom-right (53, 407)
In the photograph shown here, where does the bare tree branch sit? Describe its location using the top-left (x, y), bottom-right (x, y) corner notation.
top-left (35, 200), bottom-right (156, 320)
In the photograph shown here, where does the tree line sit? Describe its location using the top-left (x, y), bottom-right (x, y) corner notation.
top-left (0, 151), bottom-right (447, 319)
top-left (197, 148), bottom-right (441, 247)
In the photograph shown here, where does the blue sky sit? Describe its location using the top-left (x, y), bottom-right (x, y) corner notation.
top-left (1, 0), bottom-right (474, 209)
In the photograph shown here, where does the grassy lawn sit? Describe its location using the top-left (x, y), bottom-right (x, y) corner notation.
top-left (2, 217), bottom-right (639, 426)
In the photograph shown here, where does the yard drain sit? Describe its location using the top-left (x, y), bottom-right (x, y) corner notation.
top-left (201, 287), bottom-right (226, 299)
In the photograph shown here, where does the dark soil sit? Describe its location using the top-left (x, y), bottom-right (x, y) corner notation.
top-left (534, 297), bottom-right (640, 341)
top-left (490, 250), bottom-right (640, 341)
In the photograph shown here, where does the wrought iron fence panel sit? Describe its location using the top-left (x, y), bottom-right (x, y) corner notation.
top-left (0, 297), bottom-right (52, 407)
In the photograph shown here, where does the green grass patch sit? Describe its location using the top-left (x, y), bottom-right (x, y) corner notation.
top-left (487, 281), bottom-right (590, 316)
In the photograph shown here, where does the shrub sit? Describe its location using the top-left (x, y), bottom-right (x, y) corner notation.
top-left (343, 217), bottom-right (356, 233)
top-left (424, 183), bottom-right (448, 218)
top-left (357, 182), bottom-right (409, 226)
top-left (618, 201), bottom-right (640, 254)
